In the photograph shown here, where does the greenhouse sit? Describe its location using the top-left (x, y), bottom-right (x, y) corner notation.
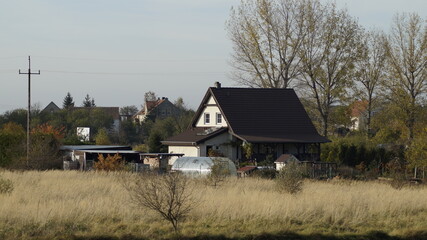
top-left (171, 157), bottom-right (237, 177)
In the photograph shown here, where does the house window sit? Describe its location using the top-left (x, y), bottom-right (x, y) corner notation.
top-left (216, 113), bottom-right (222, 124)
top-left (204, 113), bottom-right (210, 124)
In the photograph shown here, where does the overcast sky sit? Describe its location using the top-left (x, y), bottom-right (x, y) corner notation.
top-left (0, 0), bottom-right (426, 114)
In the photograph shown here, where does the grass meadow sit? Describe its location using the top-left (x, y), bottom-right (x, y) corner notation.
top-left (1, 170), bottom-right (427, 239)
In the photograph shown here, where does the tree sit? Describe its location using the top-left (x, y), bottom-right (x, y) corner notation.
top-left (119, 105), bottom-right (138, 116)
top-left (354, 30), bottom-right (387, 134)
top-left (95, 128), bottom-right (111, 145)
top-left (147, 130), bottom-right (164, 152)
top-left (275, 161), bottom-right (304, 194)
top-left (299, 1), bottom-right (363, 136)
top-left (174, 97), bottom-right (186, 111)
top-left (23, 123), bottom-right (64, 170)
top-left (226, 0), bottom-right (306, 88)
top-left (0, 123), bottom-right (25, 167)
top-left (94, 153), bottom-right (124, 171)
top-left (62, 92), bottom-right (75, 109)
top-left (405, 128), bottom-right (427, 178)
top-left (144, 91), bottom-right (157, 102)
top-left (82, 94), bottom-right (96, 107)
top-left (124, 173), bottom-right (197, 232)
top-left (383, 13), bottom-right (427, 140)
top-left (206, 158), bottom-right (230, 187)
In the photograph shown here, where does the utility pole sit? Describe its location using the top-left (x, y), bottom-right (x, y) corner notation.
top-left (19, 56), bottom-right (40, 167)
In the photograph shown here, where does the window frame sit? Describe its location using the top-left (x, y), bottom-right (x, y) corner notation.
top-left (204, 113), bottom-right (210, 124)
top-left (216, 113), bottom-right (222, 124)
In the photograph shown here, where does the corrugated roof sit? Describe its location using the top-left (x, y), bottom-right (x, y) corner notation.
top-left (237, 166), bottom-right (258, 172)
top-left (60, 145), bottom-right (132, 151)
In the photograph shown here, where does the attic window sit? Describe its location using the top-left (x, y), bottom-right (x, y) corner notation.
top-left (216, 113), bottom-right (222, 124)
top-left (204, 113), bottom-right (210, 124)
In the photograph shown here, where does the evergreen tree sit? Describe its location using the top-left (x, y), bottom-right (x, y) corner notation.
top-left (62, 92), bottom-right (74, 109)
top-left (82, 94), bottom-right (95, 107)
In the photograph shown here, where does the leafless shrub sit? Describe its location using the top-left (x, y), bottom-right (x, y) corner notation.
top-left (124, 173), bottom-right (197, 232)
top-left (0, 176), bottom-right (13, 195)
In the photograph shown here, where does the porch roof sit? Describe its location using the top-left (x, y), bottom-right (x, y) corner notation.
top-left (162, 127), bottom-right (228, 146)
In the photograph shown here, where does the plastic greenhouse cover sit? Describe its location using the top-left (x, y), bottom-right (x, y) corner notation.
top-left (171, 157), bottom-right (237, 176)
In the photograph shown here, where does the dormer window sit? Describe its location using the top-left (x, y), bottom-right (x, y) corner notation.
top-left (204, 113), bottom-right (210, 124)
top-left (216, 113), bottom-right (222, 124)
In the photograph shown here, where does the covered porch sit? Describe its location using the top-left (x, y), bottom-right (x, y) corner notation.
top-left (237, 142), bottom-right (322, 163)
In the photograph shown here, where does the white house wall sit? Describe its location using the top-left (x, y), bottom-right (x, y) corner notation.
top-left (195, 96), bottom-right (228, 128)
top-left (168, 146), bottom-right (199, 165)
top-left (200, 132), bottom-right (237, 161)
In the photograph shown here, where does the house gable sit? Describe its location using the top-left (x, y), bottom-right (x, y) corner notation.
top-left (195, 96), bottom-right (228, 128)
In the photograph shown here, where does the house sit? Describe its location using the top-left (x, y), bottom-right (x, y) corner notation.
top-left (41, 101), bottom-right (61, 114)
top-left (134, 97), bottom-right (181, 123)
top-left (163, 82), bottom-right (329, 163)
top-left (350, 100), bottom-right (369, 131)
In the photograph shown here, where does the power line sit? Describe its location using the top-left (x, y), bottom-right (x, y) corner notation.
top-left (34, 55), bottom-right (227, 63)
top-left (42, 70), bottom-right (226, 76)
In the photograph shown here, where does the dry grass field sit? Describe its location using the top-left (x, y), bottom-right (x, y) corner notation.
top-left (0, 170), bottom-right (427, 239)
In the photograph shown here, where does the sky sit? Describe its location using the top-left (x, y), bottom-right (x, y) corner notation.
top-left (0, 0), bottom-right (426, 114)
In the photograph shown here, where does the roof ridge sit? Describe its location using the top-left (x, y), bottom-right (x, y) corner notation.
top-left (209, 87), bottom-right (295, 90)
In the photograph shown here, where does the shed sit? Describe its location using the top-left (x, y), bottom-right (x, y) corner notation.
top-left (171, 157), bottom-right (237, 177)
top-left (237, 166), bottom-right (258, 177)
top-left (139, 153), bottom-right (184, 173)
top-left (274, 154), bottom-right (300, 171)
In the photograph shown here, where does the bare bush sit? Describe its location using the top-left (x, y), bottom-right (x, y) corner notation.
top-left (0, 176), bottom-right (13, 195)
top-left (275, 162), bottom-right (305, 194)
top-left (124, 173), bottom-right (197, 232)
top-left (206, 158), bottom-right (231, 187)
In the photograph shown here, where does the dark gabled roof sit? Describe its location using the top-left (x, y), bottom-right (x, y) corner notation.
top-left (162, 127), bottom-right (228, 146)
top-left (41, 101), bottom-right (61, 113)
top-left (192, 87), bottom-right (329, 143)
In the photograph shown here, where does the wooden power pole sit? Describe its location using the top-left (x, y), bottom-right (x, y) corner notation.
top-left (19, 56), bottom-right (40, 167)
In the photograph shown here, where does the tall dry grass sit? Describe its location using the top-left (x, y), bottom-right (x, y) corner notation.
top-left (0, 170), bottom-right (426, 239)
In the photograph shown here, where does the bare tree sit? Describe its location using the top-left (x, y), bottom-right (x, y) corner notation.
top-left (124, 173), bottom-right (197, 232)
top-left (226, 0), bottom-right (306, 88)
top-left (354, 30), bottom-right (387, 134)
top-left (383, 13), bottom-right (427, 140)
top-left (144, 91), bottom-right (157, 102)
top-left (299, 1), bottom-right (363, 136)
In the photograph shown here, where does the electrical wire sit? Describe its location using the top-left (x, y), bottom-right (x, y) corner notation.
top-left (42, 70), bottom-right (226, 76)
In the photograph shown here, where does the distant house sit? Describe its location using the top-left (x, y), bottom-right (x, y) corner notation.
top-left (41, 101), bottom-right (61, 114)
top-left (350, 100), bottom-right (369, 131)
top-left (134, 97), bottom-right (180, 123)
top-left (163, 82), bottom-right (329, 163)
